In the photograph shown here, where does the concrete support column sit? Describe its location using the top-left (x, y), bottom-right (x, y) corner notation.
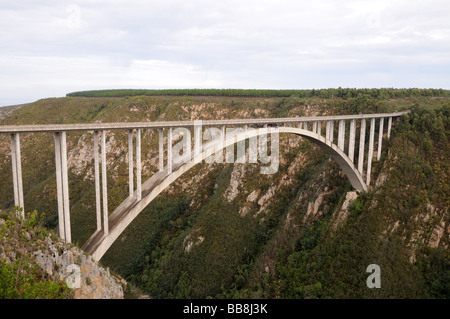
top-left (358, 119), bottom-right (366, 175)
top-left (128, 130), bottom-right (134, 197)
top-left (221, 125), bottom-right (226, 163)
top-left (298, 122), bottom-right (302, 129)
top-left (387, 117), bottom-right (392, 138)
top-left (329, 120), bottom-right (334, 144)
top-left (136, 129), bottom-right (142, 201)
top-left (54, 132), bottom-right (71, 242)
top-left (348, 119), bottom-right (356, 162)
top-left (338, 120), bottom-right (346, 151)
top-left (312, 121), bottom-right (317, 134)
top-left (101, 130), bottom-right (108, 235)
top-left (366, 118), bottom-right (375, 186)
top-left (158, 128), bottom-right (164, 172)
top-left (194, 121), bottom-right (202, 163)
top-left (93, 131), bottom-right (101, 232)
top-left (317, 121), bottom-right (321, 136)
top-left (325, 121), bottom-right (331, 142)
top-left (168, 127), bottom-right (173, 174)
top-left (377, 118), bottom-right (384, 160)
top-left (10, 133), bottom-right (24, 217)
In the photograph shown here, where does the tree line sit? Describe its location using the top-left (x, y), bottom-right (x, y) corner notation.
top-left (66, 88), bottom-right (450, 99)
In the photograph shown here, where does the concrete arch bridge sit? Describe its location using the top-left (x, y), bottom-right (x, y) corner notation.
top-left (0, 111), bottom-right (407, 261)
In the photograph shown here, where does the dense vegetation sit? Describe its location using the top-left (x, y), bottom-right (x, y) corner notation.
top-left (0, 89), bottom-right (448, 299)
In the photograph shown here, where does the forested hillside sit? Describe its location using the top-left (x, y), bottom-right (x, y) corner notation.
top-left (0, 89), bottom-right (448, 298)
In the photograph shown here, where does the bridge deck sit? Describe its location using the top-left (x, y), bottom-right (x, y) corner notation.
top-left (0, 112), bottom-right (408, 133)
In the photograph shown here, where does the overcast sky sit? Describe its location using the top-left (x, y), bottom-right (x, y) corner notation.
top-left (1, 0), bottom-right (450, 106)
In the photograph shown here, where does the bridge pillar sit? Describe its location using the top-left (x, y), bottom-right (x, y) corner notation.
top-left (312, 121), bottom-right (317, 134)
top-left (366, 118), bottom-right (375, 186)
top-left (101, 130), bottom-right (109, 235)
top-left (136, 129), bottom-right (142, 201)
top-left (194, 121), bottom-right (202, 164)
top-left (387, 117), bottom-right (392, 138)
top-left (54, 132), bottom-right (71, 242)
top-left (168, 127), bottom-right (173, 174)
top-left (325, 120), bottom-right (332, 143)
top-left (358, 119), bottom-right (366, 175)
top-left (128, 130), bottom-right (134, 197)
top-left (10, 133), bottom-right (24, 218)
top-left (158, 128), bottom-right (164, 171)
top-left (93, 131), bottom-right (102, 232)
top-left (338, 120), bottom-right (346, 151)
top-left (377, 118), bottom-right (384, 160)
top-left (348, 119), bottom-right (356, 162)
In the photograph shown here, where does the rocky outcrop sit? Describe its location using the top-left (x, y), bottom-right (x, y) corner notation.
top-left (223, 163), bottom-right (247, 203)
top-left (32, 237), bottom-right (125, 299)
top-left (183, 227), bottom-right (205, 253)
top-left (0, 215), bottom-right (125, 299)
top-left (332, 191), bottom-right (358, 231)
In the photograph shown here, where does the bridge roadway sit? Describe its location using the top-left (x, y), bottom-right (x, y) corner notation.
top-left (0, 112), bottom-right (407, 133)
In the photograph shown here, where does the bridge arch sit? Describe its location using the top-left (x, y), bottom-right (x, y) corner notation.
top-left (86, 126), bottom-right (367, 261)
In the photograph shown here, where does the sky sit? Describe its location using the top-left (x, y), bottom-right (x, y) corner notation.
top-left (1, 0), bottom-right (450, 106)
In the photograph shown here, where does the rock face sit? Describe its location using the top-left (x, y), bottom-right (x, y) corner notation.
top-left (332, 191), bottom-right (358, 231)
top-left (0, 216), bottom-right (125, 299)
top-left (32, 237), bottom-right (125, 299)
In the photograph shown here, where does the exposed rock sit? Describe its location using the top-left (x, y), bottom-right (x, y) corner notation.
top-left (223, 163), bottom-right (247, 202)
top-left (303, 190), bottom-right (329, 222)
top-left (428, 223), bottom-right (445, 248)
top-left (1, 215), bottom-right (125, 299)
top-left (247, 189), bottom-right (261, 203)
top-left (31, 238), bottom-right (124, 299)
top-left (332, 191), bottom-right (358, 231)
top-left (183, 228), bottom-right (205, 253)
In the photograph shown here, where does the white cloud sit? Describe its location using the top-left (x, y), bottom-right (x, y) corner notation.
top-left (1, 0), bottom-right (450, 106)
